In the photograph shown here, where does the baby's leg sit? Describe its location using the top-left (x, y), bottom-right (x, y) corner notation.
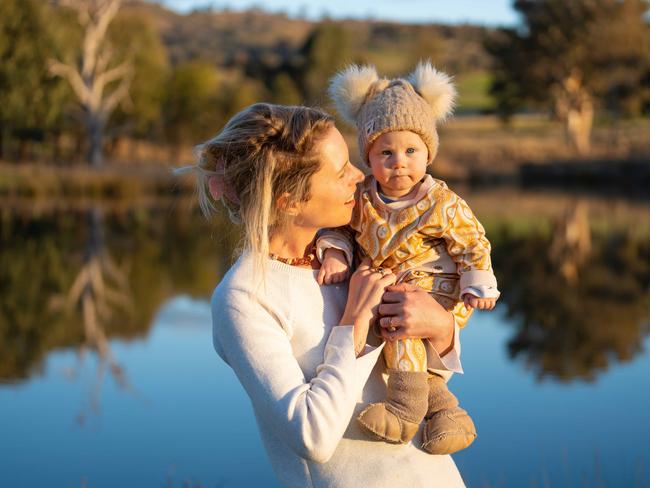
top-left (421, 373), bottom-right (476, 454)
top-left (421, 293), bottom-right (477, 454)
top-left (357, 338), bottom-right (429, 444)
top-left (383, 337), bottom-right (427, 372)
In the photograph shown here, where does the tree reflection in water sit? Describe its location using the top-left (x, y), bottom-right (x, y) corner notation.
top-left (0, 202), bottom-right (238, 422)
top-left (492, 204), bottom-right (650, 382)
top-left (50, 207), bottom-right (134, 425)
top-left (1, 200), bottom-right (648, 396)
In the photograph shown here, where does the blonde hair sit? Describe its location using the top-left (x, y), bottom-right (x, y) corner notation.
top-left (177, 103), bottom-right (334, 281)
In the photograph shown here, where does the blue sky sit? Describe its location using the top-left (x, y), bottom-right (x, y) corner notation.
top-left (158, 0), bottom-right (520, 26)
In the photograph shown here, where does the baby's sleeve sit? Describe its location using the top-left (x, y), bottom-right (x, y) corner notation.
top-left (425, 190), bottom-right (500, 299)
top-left (315, 225), bottom-right (356, 266)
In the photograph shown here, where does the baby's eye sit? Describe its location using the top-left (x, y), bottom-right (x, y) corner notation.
top-left (381, 150), bottom-right (392, 156)
top-left (406, 147), bottom-right (415, 154)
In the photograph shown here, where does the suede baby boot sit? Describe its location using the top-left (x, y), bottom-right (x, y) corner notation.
top-left (421, 374), bottom-right (477, 455)
top-left (357, 369), bottom-right (429, 444)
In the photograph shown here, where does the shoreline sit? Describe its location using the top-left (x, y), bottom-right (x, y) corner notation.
top-left (2, 158), bottom-right (649, 200)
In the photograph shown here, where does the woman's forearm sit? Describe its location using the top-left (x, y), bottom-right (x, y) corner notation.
top-left (215, 290), bottom-right (381, 464)
top-left (340, 311), bottom-right (372, 357)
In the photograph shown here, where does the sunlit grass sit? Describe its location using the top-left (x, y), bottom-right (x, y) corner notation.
top-left (456, 71), bottom-right (493, 113)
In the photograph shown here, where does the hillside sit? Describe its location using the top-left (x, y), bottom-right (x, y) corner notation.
top-left (123, 1), bottom-right (492, 75)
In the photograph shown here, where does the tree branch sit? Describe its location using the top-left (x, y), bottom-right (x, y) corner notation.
top-left (95, 58), bottom-right (132, 95)
top-left (102, 72), bottom-right (132, 116)
top-left (48, 59), bottom-right (90, 105)
top-left (81, 0), bottom-right (122, 78)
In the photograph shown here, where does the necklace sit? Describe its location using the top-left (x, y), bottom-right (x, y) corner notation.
top-left (269, 245), bottom-right (316, 267)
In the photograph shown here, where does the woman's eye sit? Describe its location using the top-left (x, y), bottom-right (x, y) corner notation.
top-left (406, 147), bottom-right (415, 154)
top-left (339, 162), bottom-right (350, 178)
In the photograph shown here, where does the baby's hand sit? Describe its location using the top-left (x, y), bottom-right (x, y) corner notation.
top-left (317, 248), bottom-right (350, 285)
top-left (462, 294), bottom-right (497, 311)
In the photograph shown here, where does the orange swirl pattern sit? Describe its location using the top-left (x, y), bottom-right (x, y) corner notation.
top-left (350, 175), bottom-right (491, 371)
top-left (384, 337), bottom-right (427, 372)
top-left (350, 175), bottom-right (493, 276)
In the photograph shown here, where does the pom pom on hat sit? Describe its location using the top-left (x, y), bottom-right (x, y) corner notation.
top-left (407, 61), bottom-right (457, 121)
top-left (328, 65), bottom-right (379, 124)
top-left (327, 61), bottom-right (457, 165)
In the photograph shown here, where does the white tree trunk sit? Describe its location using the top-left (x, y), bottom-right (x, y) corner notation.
top-left (554, 70), bottom-right (594, 156)
top-left (566, 105), bottom-right (593, 155)
top-left (49, 0), bottom-right (132, 167)
top-left (87, 112), bottom-right (105, 167)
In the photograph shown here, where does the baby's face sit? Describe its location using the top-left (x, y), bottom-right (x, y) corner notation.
top-left (368, 130), bottom-right (428, 199)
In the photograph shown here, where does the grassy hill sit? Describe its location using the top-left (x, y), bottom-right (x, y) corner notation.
top-left (124, 1), bottom-right (496, 112)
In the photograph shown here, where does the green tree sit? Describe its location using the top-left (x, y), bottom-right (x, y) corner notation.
top-left (162, 61), bottom-right (223, 149)
top-left (108, 12), bottom-right (169, 141)
top-left (486, 0), bottom-right (650, 154)
top-left (407, 26), bottom-right (441, 69)
top-left (0, 0), bottom-right (70, 160)
top-left (270, 73), bottom-right (302, 105)
top-left (298, 23), bottom-right (353, 104)
top-left (222, 75), bottom-right (269, 116)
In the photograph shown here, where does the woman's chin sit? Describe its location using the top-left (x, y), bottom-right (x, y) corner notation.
top-left (337, 207), bottom-right (355, 226)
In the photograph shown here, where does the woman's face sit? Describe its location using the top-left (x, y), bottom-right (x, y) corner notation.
top-left (294, 126), bottom-right (364, 230)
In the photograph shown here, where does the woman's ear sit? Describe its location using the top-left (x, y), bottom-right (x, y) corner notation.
top-left (207, 176), bottom-right (224, 200)
top-left (276, 192), bottom-right (300, 216)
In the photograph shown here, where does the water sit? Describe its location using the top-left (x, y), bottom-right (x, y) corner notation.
top-left (1, 191), bottom-right (649, 487)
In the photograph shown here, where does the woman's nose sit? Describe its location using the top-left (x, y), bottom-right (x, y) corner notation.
top-left (351, 165), bottom-right (364, 184)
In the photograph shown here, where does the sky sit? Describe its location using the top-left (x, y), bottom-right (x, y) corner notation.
top-left (158, 0), bottom-right (520, 26)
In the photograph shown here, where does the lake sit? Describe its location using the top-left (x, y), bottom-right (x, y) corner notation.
top-left (1, 187), bottom-right (649, 487)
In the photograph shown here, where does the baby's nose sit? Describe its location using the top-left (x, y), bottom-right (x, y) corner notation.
top-left (391, 156), bottom-right (407, 168)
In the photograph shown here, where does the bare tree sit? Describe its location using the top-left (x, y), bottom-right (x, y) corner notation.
top-left (49, 0), bottom-right (132, 167)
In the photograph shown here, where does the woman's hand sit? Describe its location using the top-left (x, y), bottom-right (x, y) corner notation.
top-left (339, 258), bottom-right (396, 356)
top-left (377, 283), bottom-right (455, 356)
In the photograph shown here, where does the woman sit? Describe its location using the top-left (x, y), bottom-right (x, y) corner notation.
top-left (189, 103), bottom-right (465, 487)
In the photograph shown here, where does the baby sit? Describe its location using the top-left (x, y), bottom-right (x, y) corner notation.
top-left (317, 63), bottom-right (500, 454)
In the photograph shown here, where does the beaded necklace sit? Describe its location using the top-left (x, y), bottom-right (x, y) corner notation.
top-left (269, 246), bottom-right (317, 267)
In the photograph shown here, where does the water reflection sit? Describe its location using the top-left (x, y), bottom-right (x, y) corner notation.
top-left (1, 194), bottom-right (649, 486)
top-left (51, 208), bottom-right (134, 424)
top-left (492, 203), bottom-right (650, 382)
top-left (0, 202), bottom-right (240, 424)
top-left (1, 195), bottom-right (648, 389)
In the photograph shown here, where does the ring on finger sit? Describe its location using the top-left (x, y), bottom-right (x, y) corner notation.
top-left (387, 316), bottom-right (396, 332)
top-left (373, 266), bottom-right (389, 276)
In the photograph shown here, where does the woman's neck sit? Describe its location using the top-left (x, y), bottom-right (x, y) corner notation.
top-left (269, 226), bottom-right (318, 262)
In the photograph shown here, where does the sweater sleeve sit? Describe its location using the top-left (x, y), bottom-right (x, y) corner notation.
top-left (212, 287), bottom-right (383, 464)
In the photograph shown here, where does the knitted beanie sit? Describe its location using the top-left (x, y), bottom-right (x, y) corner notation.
top-left (328, 62), bottom-right (457, 165)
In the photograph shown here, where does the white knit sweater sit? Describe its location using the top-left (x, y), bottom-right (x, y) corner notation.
top-left (211, 253), bottom-right (466, 487)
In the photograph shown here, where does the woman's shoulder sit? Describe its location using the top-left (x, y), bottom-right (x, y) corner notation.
top-left (211, 256), bottom-right (250, 306)
top-left (211, 253), bottom-right (324, 321)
